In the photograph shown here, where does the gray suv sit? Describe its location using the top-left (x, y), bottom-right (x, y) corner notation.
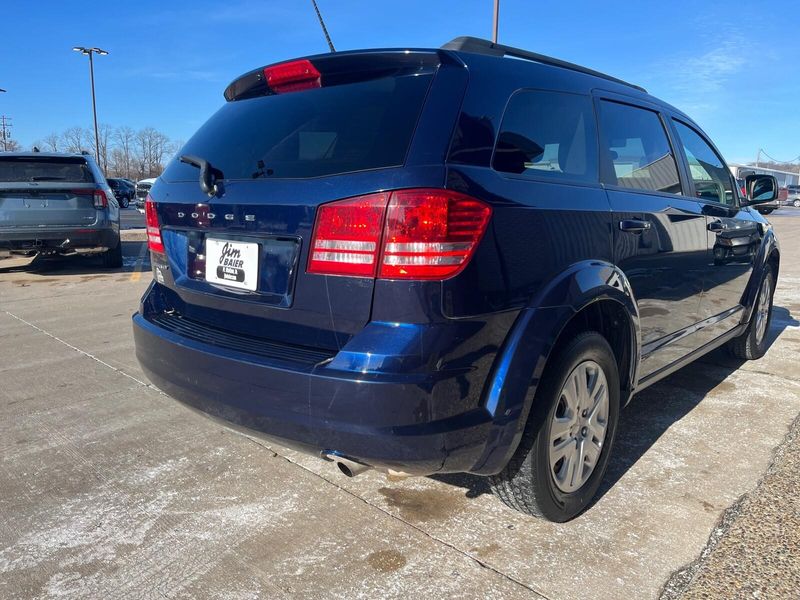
top-left (0, 152), bottom-right (121, 268)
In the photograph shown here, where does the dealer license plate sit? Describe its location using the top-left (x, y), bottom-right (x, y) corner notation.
top-left (204, 239), bottom-right (259, 291)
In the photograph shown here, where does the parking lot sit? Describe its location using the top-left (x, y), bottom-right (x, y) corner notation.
top-left (1, 212), bottom-right (799, 599)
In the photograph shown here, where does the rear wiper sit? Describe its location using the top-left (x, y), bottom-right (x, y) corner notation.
top-left (179, 155), bottom-right (224, 197)
top-left (29, 176), bottom-right (66, 181)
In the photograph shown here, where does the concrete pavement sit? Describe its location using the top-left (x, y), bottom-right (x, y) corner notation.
top-left (1, 215), bottom-right (799, 599)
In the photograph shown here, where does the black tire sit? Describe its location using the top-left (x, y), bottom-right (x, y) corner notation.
top-left (101, 238), bottom-right (123, 269)
top-left (120, 196), bottom-right (130, 209)
top-left (727, 267), bottom-right (775, 360)
top-left (794, 199), bottom-right (800, 208)
top-left (489, 331), bottom-right (620, 521)
top-left (760, 209), bottom-right (773, 215)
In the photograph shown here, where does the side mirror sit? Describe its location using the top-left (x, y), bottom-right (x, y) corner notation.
top-left (745, 174), bottom-right (778, 205)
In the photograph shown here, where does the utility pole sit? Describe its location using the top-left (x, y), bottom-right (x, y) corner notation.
top-left (492, 0), bottom-right (500, 43)
top-left (73, 46), bottom-right (108, 168)
top-left (0, 89), bottom-right (6, 152)
top-left (0, 115), bottom-right (12, 152)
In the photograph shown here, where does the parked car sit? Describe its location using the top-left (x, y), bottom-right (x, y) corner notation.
top-left (107, 177), bottom-right (135, 208)
top-left (0, 152), bottom-right (121, 268)
top-left (786, 184), bottom-right (800, 207)
top-left (132, 37), bottom-right (780, 521)
top-left (135, 178), bottom-right (156, 211)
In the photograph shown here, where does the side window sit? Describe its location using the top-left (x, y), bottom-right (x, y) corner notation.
top-left (673, 121), bottom-right (735, 206)
top-left (598, 101), bottom-right (681, 194)
top-left (492, 90), bottom-right (597, 183)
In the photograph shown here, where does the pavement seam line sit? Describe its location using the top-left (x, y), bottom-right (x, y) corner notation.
top-left (3, 310), bottom-right (160, 393)
top-left (1, 312), bottom-right (293, 598)
top-left (658, 408), bottom-right (800, 599)
top-left (2, 309), bottom-right (547, 597)
top-left (241, 435), bottom-right (553, 600)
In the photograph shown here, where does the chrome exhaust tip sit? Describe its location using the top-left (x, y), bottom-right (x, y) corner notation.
top-left (322, 452), bottom-right (371, 478)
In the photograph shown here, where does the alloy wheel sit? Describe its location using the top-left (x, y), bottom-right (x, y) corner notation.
top-left (549, 360), bottom-right (609, 493)
top-left (754, 274), bottom-right (772, 345)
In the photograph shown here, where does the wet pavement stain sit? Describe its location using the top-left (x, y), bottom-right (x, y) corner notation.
top-left (366, 549), bottom-right (407, 573)
top-left (469, 543), bottom-right (501, 559)
top-left (710, 381), bottom-right (736, 395)
top-left (378, 487), bottom-right (466, 522)
top-left (639, 306), bottom-right (670, 317)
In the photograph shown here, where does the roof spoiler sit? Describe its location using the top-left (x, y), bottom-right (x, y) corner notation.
top-left (441, 36), bottom-right (647, 94)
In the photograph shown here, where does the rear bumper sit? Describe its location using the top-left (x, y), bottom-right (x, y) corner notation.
top-left (0, 226), bottom-right (119, 260)
top-left (134, 311), bottom-right (497, 475)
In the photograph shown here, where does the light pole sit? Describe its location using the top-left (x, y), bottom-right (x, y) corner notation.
top-left (72, 46), bottom-right (108, 166)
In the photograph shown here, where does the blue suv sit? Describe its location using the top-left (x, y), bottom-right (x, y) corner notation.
top-left (133, 37), bottom-right (780, 521)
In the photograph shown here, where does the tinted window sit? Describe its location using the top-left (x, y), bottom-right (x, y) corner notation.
top-left (599, 101), bottom-right (681, 194)
top-left (492, 90), bottom-right (597, 183)
top-left (0, 157), bottom-right (94, 183)
top-left (673, 121), bottom-right (735, 206)
top-left (162, 73), bottom-right (433, 181)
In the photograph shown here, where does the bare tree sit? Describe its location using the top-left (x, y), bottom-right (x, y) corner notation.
top-left (111, 126), bottom-right (136, 179)
top-left (80, 124), bottom-right (112, 173)
top-left (2, 138), bottom-right (21, 152)
top-left (34, 124), bottom-right (176, 177)
top-left (62, 127), bottom-right (87, 153)
top-left (135, 127), bottom-right (172, 178)
top-left (42, 132), bottom-right (61, 152)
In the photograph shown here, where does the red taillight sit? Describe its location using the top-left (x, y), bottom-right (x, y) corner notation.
top-left (93, 189), bottom-right (108, 209)
top-left (264, 59), bottom-right (321, 94)
top-left (145, 195), bottom-right (164, 253)
top-left (380, 189), bottom-right (492, 280)
top-left (71, 188), bottom-right (107, 208)
top-left (308, 193), bottom-right (388, 277)
top-left (307, 189), bottom-right (491, 280)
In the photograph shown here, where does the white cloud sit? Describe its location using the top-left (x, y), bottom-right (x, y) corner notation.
top-left (646, 25), bottom-right (756, 119)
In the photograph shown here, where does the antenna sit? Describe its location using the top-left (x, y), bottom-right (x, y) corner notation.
top-left (311, 0), bottom-right (336, 53)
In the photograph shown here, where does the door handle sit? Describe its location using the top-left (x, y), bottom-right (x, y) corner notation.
top-left (619, 219), bottom-right (651, 233)
top-left (707, 221), bottom-right (726, 232)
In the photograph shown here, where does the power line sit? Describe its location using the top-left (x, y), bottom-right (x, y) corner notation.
top-left (757, 148), bottom-right (800, 164)
top-left (310, 0), bottom-right (335, 53)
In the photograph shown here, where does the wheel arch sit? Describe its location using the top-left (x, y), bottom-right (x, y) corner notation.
top-left (741, 228), bottom-right (780, 324)
top-left (466, 260), bottom-right (641, 475)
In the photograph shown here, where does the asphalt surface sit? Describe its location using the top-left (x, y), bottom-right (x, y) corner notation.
top-left (120, 207), bottom-right (145, 230)
top-left (1, 214), bottom-right (799, 599)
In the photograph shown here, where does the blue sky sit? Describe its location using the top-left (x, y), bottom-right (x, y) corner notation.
top-left (1, 0), bottom-right (798, 164)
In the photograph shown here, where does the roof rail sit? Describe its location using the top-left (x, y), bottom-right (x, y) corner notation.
top-left (441, 36), bottom-right (647, 94)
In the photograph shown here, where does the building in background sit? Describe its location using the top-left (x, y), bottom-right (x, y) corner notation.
top-left (729, 164), bottom-right (800, 188)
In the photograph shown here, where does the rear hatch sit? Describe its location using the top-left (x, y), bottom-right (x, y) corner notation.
top-left (150, 50), bottom-right (460, 351)
top-left (0, 156), bottom-right (98, 228)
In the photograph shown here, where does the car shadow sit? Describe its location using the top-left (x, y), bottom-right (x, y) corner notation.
top-left (431, 305), bottom-right (799, 502)
top-left (0, 241), bottom-right (149, 276)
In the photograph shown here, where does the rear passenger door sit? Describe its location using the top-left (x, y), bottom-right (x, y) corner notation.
top-left (596, 96), bottom-right (708, 378)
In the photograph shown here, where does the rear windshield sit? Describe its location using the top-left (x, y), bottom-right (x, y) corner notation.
top-left (162, 72), bottom-right (433, 181)
top-left (0, 157), bottom-right (94, 183)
